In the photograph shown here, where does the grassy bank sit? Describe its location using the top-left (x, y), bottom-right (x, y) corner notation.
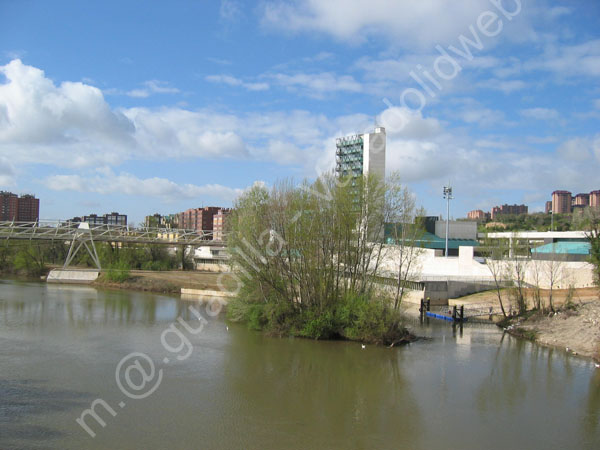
top-left (92, 270), bottom-right (235, 295)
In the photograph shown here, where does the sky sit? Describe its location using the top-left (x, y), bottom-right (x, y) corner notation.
top-left (0, 0), bottom-right (599, 224)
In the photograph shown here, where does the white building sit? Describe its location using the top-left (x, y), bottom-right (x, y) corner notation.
top-left (335, 127), bottom-right (386, 180)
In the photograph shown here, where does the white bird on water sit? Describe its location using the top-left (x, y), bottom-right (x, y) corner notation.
top-left (361, 344), bottom-right (366, 349)
top-left (595, 363), bottom-right (599, 369)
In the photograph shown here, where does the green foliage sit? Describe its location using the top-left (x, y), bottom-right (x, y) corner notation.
top-left (480, 212), bottom-right (575, 233)
top-left (12, 243), bottom-right (46, 276)
top-left (228, 292), bottom-right (408, 344)
top-left (105, 261), bottom-right (131, 282)
top-left (224, 172), bottom-right (416, 344)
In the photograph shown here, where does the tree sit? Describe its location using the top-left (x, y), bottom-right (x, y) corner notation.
top-left (384, 172), bottom-right (425, 310)
top-left (483, 238), bottom-right (509, 317)
top-left (530, 257), bottom-right (544, 311)
top-left (507, 234), bottom-right (529, 314)
top-left (543, 246), bottom-right (564, 313)
top-left (226, 172), bottom-right (410, 344)
top-left (585, 208), bottom-right (600, 287)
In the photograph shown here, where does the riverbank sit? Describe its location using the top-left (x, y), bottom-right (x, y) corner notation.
top-left (501, 300), bottom-right (600, 362)
top-left (92, 270), bottom-right (233, 294)
top-left (444, 287), bottom-right (600, 362)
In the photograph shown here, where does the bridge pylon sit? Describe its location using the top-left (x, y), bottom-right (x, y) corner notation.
top-left (63, 222), bottom-right (101, 270)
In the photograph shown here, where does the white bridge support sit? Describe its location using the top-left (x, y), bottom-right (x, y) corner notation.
top-left (63, 222), bottom-right (101, 270)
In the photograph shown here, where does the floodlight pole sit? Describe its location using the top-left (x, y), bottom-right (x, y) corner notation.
top-left (443, 184), bottom-right (453, 258)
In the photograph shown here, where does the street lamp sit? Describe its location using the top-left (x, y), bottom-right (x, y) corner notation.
top-left (443, 184), bottom-right (453, 258)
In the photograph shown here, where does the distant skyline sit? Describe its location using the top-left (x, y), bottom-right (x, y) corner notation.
top-left (1, 0), bottom-right (599, 224)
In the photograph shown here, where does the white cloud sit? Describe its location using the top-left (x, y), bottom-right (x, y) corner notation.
top-left (205, 74), bottom-right (269, 91)
top-left (126, 80), bottom-right (180, 98)
top-left (478, 78), bottom-right (527, 93)
top-left (269, 72), bottom-right (363, 96)
top-left (525, 39), bottom-right (600, 78)
top-left (0, 155), bottom-right (15, 186)
top-left (220, 0), bottom-right (243, 22)
top-left (44, 170), bottom-right (246, 202)
top-left (520, 107), bottom-right (559, 120)
top-left (261, 0), bottom-right (522, 48)
top-left (557, 135), bottom-right (600, 162)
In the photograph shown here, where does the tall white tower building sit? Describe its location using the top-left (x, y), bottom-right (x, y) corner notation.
top-left (335, 127), bottom-right (386, 181)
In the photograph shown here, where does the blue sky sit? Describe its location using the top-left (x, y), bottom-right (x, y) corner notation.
top-left (0, 0), bottom-right (599, 223)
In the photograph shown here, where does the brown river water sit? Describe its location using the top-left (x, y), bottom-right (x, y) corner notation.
top-left (1, 279), bottom-right (599, 449)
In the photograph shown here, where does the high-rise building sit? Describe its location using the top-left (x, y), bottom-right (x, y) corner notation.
top-left (590, 190), bottom-right (600, 209)
top-left (179, 207), bottom-right (220, 235)
top-left (335, 127), bottom-right (386, 181)
top-left (545, 201), bottom-right (552, 214)
top-left (0, 192), bottom-right (39, 222)
top-left (552, 190), bottom-right (572, 214)
top-left (213, 208), bottom-right (230, 241)
top-left (574, 193), bottom-right (590, 206)
top-left (0, 191), bottom-right (18, 221)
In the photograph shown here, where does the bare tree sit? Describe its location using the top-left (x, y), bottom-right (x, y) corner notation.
top-left (384, 172), bottom-right (425, 310)
top-left (530, 257), bottom-right (544, 311)
top-left (483, 238), bottom-right (508, 317)
top-left (543, 243), bottom-right (564, 313)
top-left (507, 234), bottom-right (529, 314)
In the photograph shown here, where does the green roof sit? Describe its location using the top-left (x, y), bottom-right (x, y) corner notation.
top-left (385, 231), bottom-right (479, 249)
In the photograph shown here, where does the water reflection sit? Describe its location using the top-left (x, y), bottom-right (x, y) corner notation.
top-left (224, 329), bottom-right (424, 449)
top-left (0, 279), bottom-right (599, 450)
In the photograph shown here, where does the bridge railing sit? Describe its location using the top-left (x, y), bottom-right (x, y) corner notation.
top-left (0, 221), bottom-right (225, 245)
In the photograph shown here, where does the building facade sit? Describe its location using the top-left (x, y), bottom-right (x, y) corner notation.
top-left (490, 204), bottom-right (528, 219)
top-left (335, 127), bottom-right (386, 181)
top-left (552, 190), bottom-right (572, 214)
top-left (590, 191), bottom-right (600, 209)
top-left (466, 209), bottom-right (488, 221)
top-left (573, 193), bottom-right (590, 207)
top-left (81, 212), bottom-right (127, 226)
top-left (212, 208), bottom-right (230, 241)
top-left (0, 192), bottom-right (39, 222)
top-left (179, 207), bottom-right (220, 234)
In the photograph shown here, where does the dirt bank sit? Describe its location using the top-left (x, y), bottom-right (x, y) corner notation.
top-left (93, 270), bottom-right (235, 295)
top-left (503, 301), bottom-right (600, 362)
top-left (450, 287), bottom-right (600, 362)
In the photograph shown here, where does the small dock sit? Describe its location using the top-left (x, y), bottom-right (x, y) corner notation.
top-left (420, 299), bottom-right (467, 323)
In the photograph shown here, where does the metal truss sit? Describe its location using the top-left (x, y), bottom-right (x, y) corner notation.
top-left (0, 220), bottom-right (224, 246)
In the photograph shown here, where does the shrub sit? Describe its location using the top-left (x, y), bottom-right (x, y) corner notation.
top-left (105, 261), bottom-right (131, 282)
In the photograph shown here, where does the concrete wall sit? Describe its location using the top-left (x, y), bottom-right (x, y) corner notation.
top-left (47, 269), bottom-right (99, 284)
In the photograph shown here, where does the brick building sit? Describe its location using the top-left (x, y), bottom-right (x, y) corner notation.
top-left (466, 209), bottom-right (488, 221)
top-left (490, 204), bottom-right (528, 220)
top-left (179, 207), bottom-right (220, 234)
top-left (573, 193), bottom-right (590, 207)
top-left (212, 208), bottom-right (230, 241)
top-left (590, 191), bottom-right (600, 209)
top-left (552, 191), bottom-right (572, 214)
top-left (0, 192), bottom-right (39, 222)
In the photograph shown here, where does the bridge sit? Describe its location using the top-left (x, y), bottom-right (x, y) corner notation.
top-left (0, 220), bottom-right (225, 271)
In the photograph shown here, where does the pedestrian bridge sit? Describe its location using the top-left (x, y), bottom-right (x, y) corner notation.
top-left (0, 220), bottom-right (225, 272)
top-left (0, 220), bottom-right (222, 246)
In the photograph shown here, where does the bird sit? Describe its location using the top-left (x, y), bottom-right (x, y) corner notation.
top-left (595, 363), bottom-right (599, 369)
top-left (226, 326), bottom-right (229, 331)
top-left (361, 344), bottom-right (366, 349)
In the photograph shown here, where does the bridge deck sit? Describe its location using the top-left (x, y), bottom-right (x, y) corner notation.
top-left (0, 221), bottom-right (224, 246)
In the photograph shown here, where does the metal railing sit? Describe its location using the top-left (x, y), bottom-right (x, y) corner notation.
top-left (0, 221), bottom-right (224, 246)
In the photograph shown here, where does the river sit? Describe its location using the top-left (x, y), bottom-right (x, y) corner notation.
top-left (0, 279), bottom-right (599, 449)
